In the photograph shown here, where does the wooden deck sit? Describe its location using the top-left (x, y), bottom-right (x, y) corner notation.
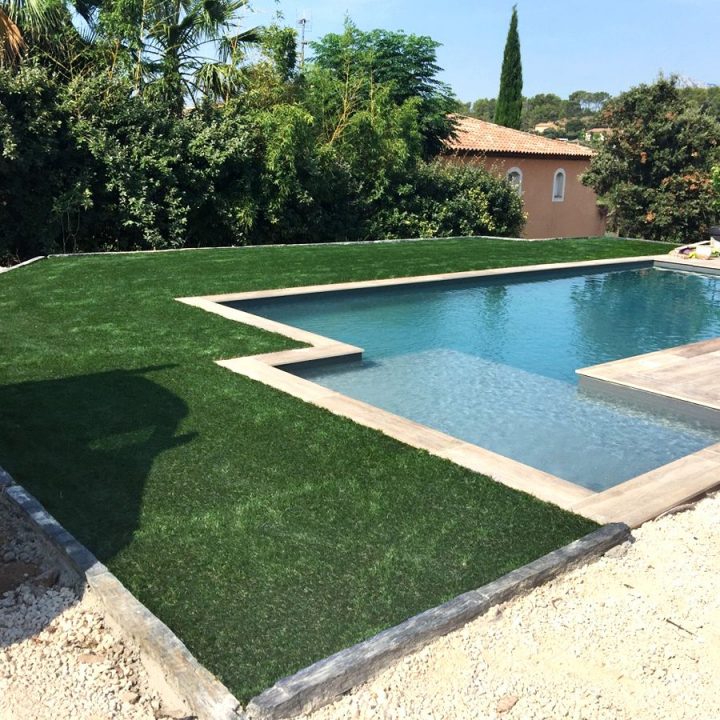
top-left (572, 442), bottom-right (720, 527)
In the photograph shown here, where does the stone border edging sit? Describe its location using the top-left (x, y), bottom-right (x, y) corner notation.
top-left (245, 522), bottom-right (631, 719)
top-left (0, 256), bottom-right (45, 274)
top-left (188, 255), bottom-right (718, 525)
top-left (184, 254), bottom-right (720, 528)
top-left (2, 458), bottom-right (631, 720)
top-left (46, 234), bottom-right (646, 260)
top-left (0, 466), bottom-right (244, 720)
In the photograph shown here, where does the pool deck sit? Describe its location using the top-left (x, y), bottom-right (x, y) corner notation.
top-left (572, 269), bottom-right (720, 526)
top-left (572, 443), bottom-right (720, 527)
top-left (578, 337), bottom-right (720, 415)
top-left (179, 254), bottom-right (720, 529)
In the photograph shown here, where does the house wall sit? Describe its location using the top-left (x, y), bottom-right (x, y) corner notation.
top-left (446, 154), bottom-right (607, 239)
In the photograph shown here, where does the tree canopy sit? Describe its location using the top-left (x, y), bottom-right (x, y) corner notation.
top-left (568, 90), bottom-right (611, 115)
top-left (583, 78), bottom-right (720, 242)
top-left (466, 89), bottom-right (611, 138)
top-left (310, 20), bottom-right (457, 157)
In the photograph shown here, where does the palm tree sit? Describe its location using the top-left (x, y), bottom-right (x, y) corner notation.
top-left (0, 0), bottom-right (62, 64)
top-left (194, 26), bottom-right (260, 104)
top-left (133, 0), bottom-right (257, 114)
top-left (1, 0), bottom-right (261, 110)
top-left (0, 8), bottom-right (23, 63)
top-left (0, 0), bottom-right (98, 70)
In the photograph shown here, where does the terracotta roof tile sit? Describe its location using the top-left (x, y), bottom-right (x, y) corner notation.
top-left (445, 115), bottom-right (594, 159)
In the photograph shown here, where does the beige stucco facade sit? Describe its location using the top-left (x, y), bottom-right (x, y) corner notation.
top-left (447, 154), bottom-right (607, 239)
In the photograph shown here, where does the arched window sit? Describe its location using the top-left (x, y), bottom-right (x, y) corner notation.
top-left (506, 167), bottom-right (523, 194)
top-left (552, 169), bottom-right (566, 202)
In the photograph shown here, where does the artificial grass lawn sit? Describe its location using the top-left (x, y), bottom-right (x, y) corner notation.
top-left (0, 237), bottom-right (668, 701)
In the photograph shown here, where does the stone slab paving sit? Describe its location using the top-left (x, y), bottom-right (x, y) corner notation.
top-left (0, 498), bottom-right (191, 720)
top-left (301, 493), bottom-right (720, 720)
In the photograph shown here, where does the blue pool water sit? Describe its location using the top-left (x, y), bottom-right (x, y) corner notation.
top-left (230, 266), bottom-right (720, 491)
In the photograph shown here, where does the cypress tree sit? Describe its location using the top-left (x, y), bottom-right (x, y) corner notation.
top-left (494, 5), bottom-right (523, 129)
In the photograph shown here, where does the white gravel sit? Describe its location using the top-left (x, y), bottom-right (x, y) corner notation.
top-left (302, 493), bottom-right (720, 720)
top-left (3, 491), bottom-right (719, 720)
top-left (0, 499), bottom-right (187, 720)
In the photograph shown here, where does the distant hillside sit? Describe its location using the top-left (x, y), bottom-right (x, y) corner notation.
top-left (460, 86), bottom-right (720, 143)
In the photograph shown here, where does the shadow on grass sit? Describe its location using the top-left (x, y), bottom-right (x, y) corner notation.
top-left (0, 367), bottom-right (195, 564)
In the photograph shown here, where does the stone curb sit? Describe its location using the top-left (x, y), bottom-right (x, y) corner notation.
top-left (45, 236), bottom-right (655, 261)
top-left (0, 468), bottom-right (244, 720)
top-left (0, 256), bottom-right (45, 274)
top-left (245, 522), bottom-right (631, 720)
top-left (1, 460), bottom-right (631, 720)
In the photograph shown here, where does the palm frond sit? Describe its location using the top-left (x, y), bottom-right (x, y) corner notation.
top-left (0, 8), bottom-right (24, 63)
top-left (6, 0), bottom-right (65, 36)
top-left (217, 25), bottom-right (259, 63)
top-left (70, 7), bottom-right (97, 43)
top-left (71, 0), bottom-right (96, 24)
top-left (195, 58), bottom-right (240, 99)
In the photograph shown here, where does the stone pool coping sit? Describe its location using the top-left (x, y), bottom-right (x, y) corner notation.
top-left (178, 255), bottom-right (720, 529)
top-left (0, 463), bottom-right (630, 720)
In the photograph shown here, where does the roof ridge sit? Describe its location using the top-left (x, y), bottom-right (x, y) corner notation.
top-left (445, 114), bottom-right (594, 158)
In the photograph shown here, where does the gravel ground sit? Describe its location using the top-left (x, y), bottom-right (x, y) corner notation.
top-left (2, 492), bottom-right (719, 720)
top-left (302, 493), bottom-right (720, 720)
top-left (0, 498), bottom-right (188, 720)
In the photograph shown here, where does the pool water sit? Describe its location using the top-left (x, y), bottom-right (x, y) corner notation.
top-left (231, 266), bottom-right (720, 491)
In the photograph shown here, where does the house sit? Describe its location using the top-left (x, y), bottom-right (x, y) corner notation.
top-left (533, 121), bottom-right (563, 134)
top-left (443, 115), bottom-right (607, 239)
top-left (585, 127), bottom-right (612, 143)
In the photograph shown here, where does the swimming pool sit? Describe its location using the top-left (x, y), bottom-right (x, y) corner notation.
top-left (229, 265), bottom-right (720, 492)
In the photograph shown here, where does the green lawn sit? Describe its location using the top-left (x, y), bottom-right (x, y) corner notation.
top-left (0, 237), bottom-right (667, 701)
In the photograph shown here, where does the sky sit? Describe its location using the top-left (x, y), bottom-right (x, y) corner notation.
top-left (246, 0), bottom-right (719, 102)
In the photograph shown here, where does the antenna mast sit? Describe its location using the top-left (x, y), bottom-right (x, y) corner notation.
top-left (298, 10), bottom-right (311, 68)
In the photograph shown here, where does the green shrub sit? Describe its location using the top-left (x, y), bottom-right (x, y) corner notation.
top-left (0, 68), bottom-right (260, 258)
top-left (583, 78), bottom-right (720, 243)
top-left (62, 77), bottom-right (260, 251)
top-left (372, 162), bottom-right (525, 239)
top-left (0, 66), bottom-right (527, 261)
top-left (0, 66), bottom-right (81, 262)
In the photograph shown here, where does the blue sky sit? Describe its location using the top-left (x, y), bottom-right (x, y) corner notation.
top-left (246, 0), bottom-right (719, 101)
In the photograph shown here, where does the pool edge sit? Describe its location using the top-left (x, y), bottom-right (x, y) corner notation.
top-left (177, 254), bottom-right (720, 527)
